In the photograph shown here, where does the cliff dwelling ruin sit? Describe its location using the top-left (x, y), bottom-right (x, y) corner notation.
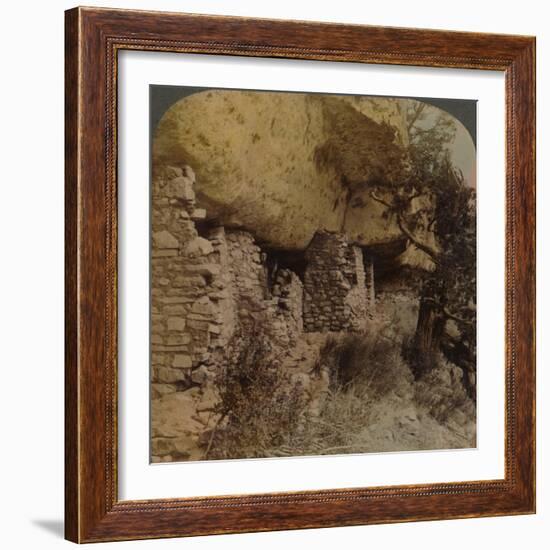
top-left (150, 88), bottom-right (478, 462)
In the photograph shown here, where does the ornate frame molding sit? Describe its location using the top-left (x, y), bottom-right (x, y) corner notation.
top-left (65, 7), bottom-right (535, 542)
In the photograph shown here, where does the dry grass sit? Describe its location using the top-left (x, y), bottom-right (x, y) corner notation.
top-left (206, 321), bottom-right (417, 459)
top-left (288, 329), bottom-right (414, 456)
top-left (204, 311), bottom-right (474, 460)
top-left (319, 330), bottom-right (413, 397)
top-left (206, 326), bottom-right (306, 460)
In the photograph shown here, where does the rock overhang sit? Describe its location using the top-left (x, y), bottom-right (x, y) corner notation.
top-left (153, 89), bottom-right (413, 252)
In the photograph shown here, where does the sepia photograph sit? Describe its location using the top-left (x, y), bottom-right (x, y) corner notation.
top-left (149, 86), bottom-right (477, 463)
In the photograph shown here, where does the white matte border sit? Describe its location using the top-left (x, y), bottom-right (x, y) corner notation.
top-left (118, 51), bottom-right (505, 501)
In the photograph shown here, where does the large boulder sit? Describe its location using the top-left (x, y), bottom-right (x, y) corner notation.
top-left (153, 90), bottom-right (408, 251)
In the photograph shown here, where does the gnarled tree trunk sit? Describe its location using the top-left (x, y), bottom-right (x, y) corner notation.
top-left (441, 335), bottom-right (476, 401)
top-left (411, 297), bottom-right (445, 378)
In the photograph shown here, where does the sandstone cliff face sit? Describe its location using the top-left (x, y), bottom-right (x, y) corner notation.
top-left (153, 90), bottom-right (409, 252)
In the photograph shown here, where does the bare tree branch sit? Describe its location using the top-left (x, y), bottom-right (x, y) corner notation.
top-left (408, 191), bottom-right (425, 202)
top-left (396, 217), bottom-right (440, 263)
top-left (409, 125), bottom-right (438, 137)
top-left (407, 102), bottom-right (426, 133)
top-left (443, 307), bottom-right (474, 326)
top-left (370, 190), bottom-right (394, 209)
top-left (370, 190), bottom-right (440, 263)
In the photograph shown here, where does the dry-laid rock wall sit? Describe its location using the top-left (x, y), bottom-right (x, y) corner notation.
top-left (151, 165), bottom-right (384, 462)
top-left (151, 165), bottom-right (232, 461)
top-left (151, 166), bottom-right (310, 461)
top-left (303, 231), bottom-right (368, 332)
top-left (151, 165), bottom-right (217, 398)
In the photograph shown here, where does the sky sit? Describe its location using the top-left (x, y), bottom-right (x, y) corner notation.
top-left (414, 101), bottom-right (477, 189)
top-left (450, 118), bottom-right (476, 188)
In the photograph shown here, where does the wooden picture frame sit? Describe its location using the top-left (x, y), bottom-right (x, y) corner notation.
top-left (65, 6), bottom-right (536, 543)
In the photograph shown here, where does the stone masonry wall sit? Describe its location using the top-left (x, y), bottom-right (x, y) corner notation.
top-left (151, 166), bottom-right (306, 461)
top-left (224, 230), bottom-right (303, 347)
top-left (151, 165), bottom-right (228, 398)
top-left (303, 231), bottom-right (368, 332)
top-left (151, 168), bottom-right (376, 461)
top-left (364, 254), bottom-right (376, 318)
top-left (272, 269), bottom-right (304, 334)
top-left (151, 165), bottom-right (232, 461)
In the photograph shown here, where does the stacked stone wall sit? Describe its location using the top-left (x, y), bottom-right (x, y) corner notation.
top-left (272, 269), bottom-right (304, 334)
top-left (151, 168), bottom-right (379, 461)
top-left (224, 230), bottom-right (304, 347)
top-left (364, 254), bottom-right (376, 317)
top-left (151, 166), bottom-right (232, 461)
top-left (151, 167), bottom-right (307, 461)
top-left (303, 231), bottom-right (368, 332)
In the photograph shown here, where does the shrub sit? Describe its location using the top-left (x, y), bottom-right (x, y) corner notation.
top-left (206, 321), bottom-right (417, 459)
top-left (414, 359), bottom-right (474, 423)
top-left (317, 329), bottom-right (413, 400)
top-left (205, 325), bottom-right (307, 460)
top-left (275, 328), bottom-right (416, 457)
